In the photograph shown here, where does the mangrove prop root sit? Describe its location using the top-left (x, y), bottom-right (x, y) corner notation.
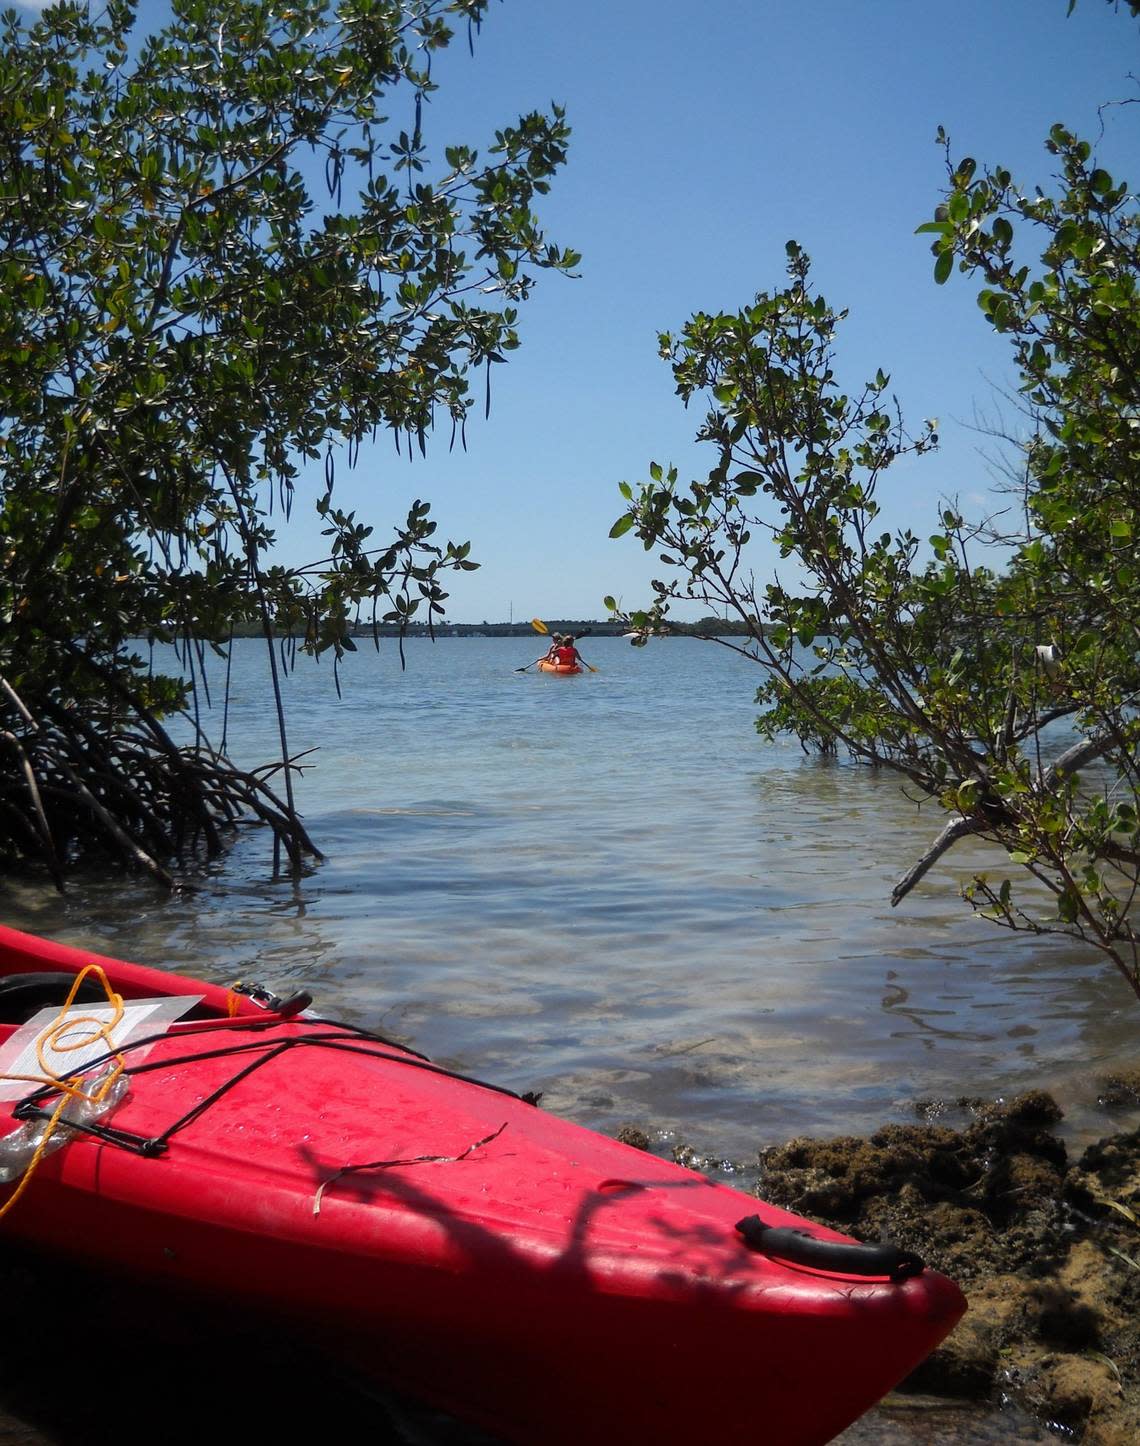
top-left (0, 671), bottom-right (320, 886)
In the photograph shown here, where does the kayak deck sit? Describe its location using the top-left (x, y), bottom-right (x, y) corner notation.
top-left (0, 924), bottom-right (965, 1444)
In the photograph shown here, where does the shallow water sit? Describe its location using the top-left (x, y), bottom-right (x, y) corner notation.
top-left (3, 634), bottom-right (1137, 1160)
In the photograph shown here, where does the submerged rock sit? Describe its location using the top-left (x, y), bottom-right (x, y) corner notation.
top-left (614, 1123), bottom-right (651, 1151)
top-left (1095, 1066), bottom-right (1140, 1110)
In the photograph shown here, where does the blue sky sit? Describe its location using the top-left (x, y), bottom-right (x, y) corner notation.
top-left (366, 0), bottom-right (1140, 623)
top-left (19, 0), bottom-right (1140, 621)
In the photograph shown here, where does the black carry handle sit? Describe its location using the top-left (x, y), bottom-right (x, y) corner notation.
top-left (735, 1216), bottom-right (924, 1283)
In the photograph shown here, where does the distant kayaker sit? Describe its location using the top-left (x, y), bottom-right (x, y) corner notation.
top-left (556, 635), bottom-right (590, 670)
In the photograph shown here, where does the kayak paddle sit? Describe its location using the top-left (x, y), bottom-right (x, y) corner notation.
top-left (514, 619), bottom-right (551, 670)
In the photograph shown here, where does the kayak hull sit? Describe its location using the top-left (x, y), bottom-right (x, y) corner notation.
top-left (0, 924), bottom-right (965, 1444)
top-left (536, 659), bottom-right (581, 674)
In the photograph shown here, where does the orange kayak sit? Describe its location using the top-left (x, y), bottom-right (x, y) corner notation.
top-left (536, 660), bottom-right (581, 674)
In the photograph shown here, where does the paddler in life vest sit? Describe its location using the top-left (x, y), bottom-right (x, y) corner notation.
top-left (529, 633), bottom-right (563, 669)
top-left (555, 635), bottom-right (590, 670)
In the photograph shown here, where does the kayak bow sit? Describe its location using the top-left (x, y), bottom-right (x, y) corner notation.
top-left (0, 924), bottom-right (965, 1445)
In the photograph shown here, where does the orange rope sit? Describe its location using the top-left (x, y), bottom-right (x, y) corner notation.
top-left (0, 965), bottom-right (127, 1223)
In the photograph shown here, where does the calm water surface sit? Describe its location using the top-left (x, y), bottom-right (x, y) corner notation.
top-left (3, 634), bottom-right (1136, 1159)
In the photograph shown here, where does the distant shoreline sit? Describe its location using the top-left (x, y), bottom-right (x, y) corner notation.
top-left (225, 618), bottom-right (759, 640)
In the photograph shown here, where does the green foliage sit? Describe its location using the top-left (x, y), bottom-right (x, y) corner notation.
top-left (609, 5), bottom-right (1140, 997)
top-left (0, 0), bottom-right (573, 880)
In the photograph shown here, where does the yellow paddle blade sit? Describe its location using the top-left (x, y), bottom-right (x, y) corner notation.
top-left (530, 618), bottom-right (548, 635)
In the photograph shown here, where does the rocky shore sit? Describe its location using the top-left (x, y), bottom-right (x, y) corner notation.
top-left (621, 1078), bottom-right (1140, 1444)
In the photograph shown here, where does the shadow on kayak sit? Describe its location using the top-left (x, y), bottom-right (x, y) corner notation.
top-left (0, 1245), bottom-right (499, 1445)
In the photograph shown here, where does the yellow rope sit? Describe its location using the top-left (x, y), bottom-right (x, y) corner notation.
top-left (0, 965), bottom-right (127, 1223)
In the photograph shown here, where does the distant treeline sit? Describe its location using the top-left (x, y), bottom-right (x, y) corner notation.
top-left (346, 616), bottom-right (761, 638)
top-left (228, 616), bottom-right (760, 640)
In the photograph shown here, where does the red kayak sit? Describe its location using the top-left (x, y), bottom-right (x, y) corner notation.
top-left (0, 923), bottom-right (965, 1443)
